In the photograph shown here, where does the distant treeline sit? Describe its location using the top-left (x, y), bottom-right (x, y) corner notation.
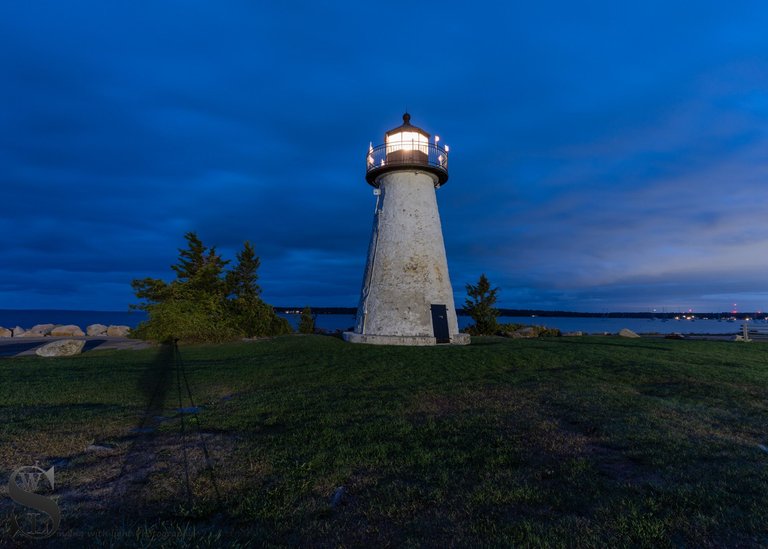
top-left (275, 307), bottom-right (763, 320)
top-left (276, 307), bottom-right (357, 315)
top-left (484, 310), bottom-right (764, 319)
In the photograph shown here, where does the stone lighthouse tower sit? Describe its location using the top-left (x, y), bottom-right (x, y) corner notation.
top-left (344, 114), bottom-right (470, 346)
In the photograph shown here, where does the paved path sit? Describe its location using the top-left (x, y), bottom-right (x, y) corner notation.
top-left (0, 336), bottom-right (154, 357)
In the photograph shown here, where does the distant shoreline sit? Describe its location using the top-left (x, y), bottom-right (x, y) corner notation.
top-left (1, 307), bottom-right (761, 321)
top-left (275, 307), bottom-right (763, 320)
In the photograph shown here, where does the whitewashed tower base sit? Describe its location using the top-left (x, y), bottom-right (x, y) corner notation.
top-left (344, 114), bottom-right (470, 346)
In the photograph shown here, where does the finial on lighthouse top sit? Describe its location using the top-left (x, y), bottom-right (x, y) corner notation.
top-left (365, 113), bottom-right (449, 187)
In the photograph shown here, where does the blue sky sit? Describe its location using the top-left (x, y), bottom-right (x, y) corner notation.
top-left (2, 1), bottom-right (768, 312)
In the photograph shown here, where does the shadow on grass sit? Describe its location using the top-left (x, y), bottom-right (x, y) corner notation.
top-left (135, 343), bottom-right (175, 425)
top-left (97, 344), bottom-right (181, 520)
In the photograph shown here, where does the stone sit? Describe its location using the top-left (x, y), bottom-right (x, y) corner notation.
top-left (50, 324), bottom-right (85, 337)
top-left (343, 332), bottom-right (437, 346)
top-left (619, 328), bottom-right (640, 338)
top-left (106, 325), bottom-right (131, 337)
top-left (87, 323), bottom-right (108, 336)
top-left (330, 486), bottom-right (346, 508)
top-left (0, 327), bottom-right (11, 338)
top-left (508, 326), bottom-right (537, 339)
top-left (23, 323), bottom-right (56, 337)
top-left (11, 326), bottom-right (26, 337)
top-left (85, 443), bottom-right (118, 454)
top-left (35, 339), bottom-right (86, 357)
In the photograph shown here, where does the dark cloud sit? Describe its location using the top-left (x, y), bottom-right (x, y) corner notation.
top-left (2, 1), bottom-right (768, 312)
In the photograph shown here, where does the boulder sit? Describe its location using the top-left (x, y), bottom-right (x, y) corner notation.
top-left (508, 326), bottom-right (537, 339)
top-left (35, 339), bottom-right (86, 357)
top-left (107, 325), bottom-right (131, 337)
top-left (330, 486), bottom-right (347, 508)
top-left (23, 324), bottom-right (56, 337)
top-left (85, 443), bottom-right (118, 454)
top-left (11, 326), bottom-right (26, 337)
top-left (619, 328), bottom-right (640, 338)
top-left (87, 323), bottom-right (108, 336)
top-left (0, 327), bottom-right (11, 338)
top-left (50, 324), bottom-right (85, 337)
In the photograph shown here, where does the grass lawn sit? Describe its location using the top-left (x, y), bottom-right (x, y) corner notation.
top-left (1, 335), bottom-right (767, 547)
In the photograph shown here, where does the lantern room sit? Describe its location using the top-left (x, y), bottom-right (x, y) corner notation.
top-left (365, 113), bottom-right (449, 187)
top-left (385, 113), bottom-right (429, 159)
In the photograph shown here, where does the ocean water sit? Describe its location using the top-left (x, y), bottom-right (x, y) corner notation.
top-left (0, 310), bottom-right (748, 335)
top-left (280, 313), bottom-right (748, 335)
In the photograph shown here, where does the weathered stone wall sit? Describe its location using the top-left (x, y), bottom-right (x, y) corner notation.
top-left (352, 169), bottom-right (463, 342)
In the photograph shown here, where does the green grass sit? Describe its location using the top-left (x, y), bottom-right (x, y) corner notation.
top-left (1, 335), bottom-right (767, 546)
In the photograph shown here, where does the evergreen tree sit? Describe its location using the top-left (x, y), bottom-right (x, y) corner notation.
top-left (299, 306), bottom-right (315, 334)
top-left (226, 241), bottom-right (261, 300)
top-left (129, 277), bottom-right (169, 311)
top-left (171, 232), bottom-right (207, 282)
top-left (170, 232), bottom-right (229, 296)
top-left (464, 273), bottom-right (500, 335)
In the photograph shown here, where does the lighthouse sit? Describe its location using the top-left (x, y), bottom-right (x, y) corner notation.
top-left (344, 114), bottom-right (470, 346)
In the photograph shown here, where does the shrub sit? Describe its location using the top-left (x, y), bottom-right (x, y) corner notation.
top-left (299, 306), bottom-right (315, 334)
top-left (133, 295), bottom-right (239, 343)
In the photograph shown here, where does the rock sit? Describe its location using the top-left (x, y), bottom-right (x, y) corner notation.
top-left (50, 324), bottom-right (85, 337)
top-left (330, 486), bottom-right (346, 508)
top-left (85, 443), bottom-right (118, 454)
top-left (619, 328), bottom-right (640, 338)
top-left (11, 326), bottom-right (26, 337)
top-left (23, 323), bottom-right (56, 337)
top-left (35, 339), bottom-right (86, 357)
top-left (107, 325), bottom-right (131, 337)
top-left (0, 327), bottom-right (11, 338)
top-left (87, 323), bottom-right (108, 336)
top-left (508, 326), bottom-right (537, 339)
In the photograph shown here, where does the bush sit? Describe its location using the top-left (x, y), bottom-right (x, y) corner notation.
top-left (230, 297), bottom-right (291, 338)
top-left (270, 314), bottom-right (293, 336)
top-left (461, 323), bottom-right (561, 338)
top-left (534, 326), bottom-right (562, 337)
top-left (496, 323), bottom-right (526, 334)
top-left (133, 295), bottom-right (239, 343)
top-left (299, 306), bottom-right (315, 334)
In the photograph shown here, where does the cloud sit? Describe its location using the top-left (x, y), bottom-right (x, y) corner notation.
top-left (2, 1), bottom-right (768, 311)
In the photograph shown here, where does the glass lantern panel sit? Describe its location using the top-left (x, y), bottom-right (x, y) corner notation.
top-left (386, 131), bottom-right (428, 155)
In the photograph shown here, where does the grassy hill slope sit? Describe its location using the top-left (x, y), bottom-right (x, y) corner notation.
top-left (1, 335), bottom-right (767, 546)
